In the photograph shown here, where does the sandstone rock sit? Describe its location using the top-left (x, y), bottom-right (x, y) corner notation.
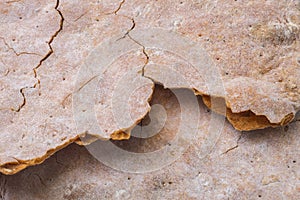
top-left (0, 0), bottom-right (151, 174)
top-left (0, 0), bottom-right (299, 175)
top-left (118, 0), bottom-right (300, 130)
top-left (0, 88), bottom-right (299, 198)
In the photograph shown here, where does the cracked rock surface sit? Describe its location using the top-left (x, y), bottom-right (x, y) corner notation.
top-left (0, 87), bottom-right (299, 199)
top-left (0, 0), bottom-right (299, 181)
top-left (120, 0), bottom-right (300, 130)
top-left (0, 0), bottom-right (151, 174)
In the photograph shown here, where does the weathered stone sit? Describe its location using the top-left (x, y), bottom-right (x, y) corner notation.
top-left (0, 87), bottom-right (299, 198)
top-left (0, 0), bottom-right (299, 176)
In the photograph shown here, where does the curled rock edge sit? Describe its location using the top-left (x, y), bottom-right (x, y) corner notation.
top-left (1, 36), bottom-right (297, 175)
top-left (201, 95), bottom-right (295, 131)
top-left (1, 83), bottom-right (292, 175)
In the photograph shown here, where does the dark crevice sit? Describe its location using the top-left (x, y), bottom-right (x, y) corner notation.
top-left (113, 0), bottom-right (126, 15)
top-left (116, 17), bottom-right (136, 41)
top-left (141, 48), bottom-right (149, 76)
top-left (127, 33), bottom-right (149, 76)
top-left (4, 70), bottom-right (9, 76)
top-left (121, 19), bottom-right (150, 76)
top-left (33, 0), bottom-right (64, 89)
top-left (11, 87), bottom-right (26, 112)
top-left (105, 0), bottom-right (126, 15)
top-left (222, 145), bottom-right (238, 154)
top-left (115, 15), bottom-right (150, 77)
top-left (74, 11), bottom-right (88, 22)
top-left (5, 0), bottom-right (21, 4)
top-left (0, 37), bottom-right (40, 57)
top-left (221, 135), bottom-right (242, 155)
top-left (109, 0), bottom-right (150, 77)
top-left (11, 0), bottom-right (64, 112)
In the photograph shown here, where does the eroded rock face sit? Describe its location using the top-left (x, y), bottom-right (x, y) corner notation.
top-left (0, 0), bottom-right (153, 174)
top-left (0, 0), bottom-right (299, 174)
top-left (0, 88), bottom-right (299, 199)
top-left (118, 0), bottom-right (300, 129)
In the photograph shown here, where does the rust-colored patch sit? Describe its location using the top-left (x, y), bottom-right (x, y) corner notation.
top-left (202, 95), bottom-right (278, 131)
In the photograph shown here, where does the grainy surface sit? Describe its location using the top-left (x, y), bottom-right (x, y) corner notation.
top-left (0, 0), bottom-right (299, 185)
top-left (0, 88), bottom-right (299, 199)
top-left (0, 0), bottom-right (152, 174)
top-left (130, 0), bottom-right (300, 128)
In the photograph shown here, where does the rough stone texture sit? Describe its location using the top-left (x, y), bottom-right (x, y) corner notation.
top-left (0, 0), bottom-right (152, 174)
top-left (0, 0), bottom-right (299, 179)
top-left (0, 88), bottom-right (299, 199)
top-left (201, 95), bottom-right (280, 131)
top-left (118, 0), bottom-right (300, 129)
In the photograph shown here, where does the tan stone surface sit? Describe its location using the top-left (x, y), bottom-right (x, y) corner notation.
top-left (0, 0), bottom-right (299, 177)
top-left (118, 0), bottom-right (300, 128)
top-left (0, 87), bottom-right (299, 199)
top-left (202, 95), bottom-right (278, 131)
top-left (0, 0), bottom-right (152, 174)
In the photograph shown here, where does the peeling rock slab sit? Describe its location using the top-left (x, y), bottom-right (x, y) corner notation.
top-left (74, 49), bottom-right (153, 140)
top-left (0, 0), bottom-right (60, 112)
top-left (0, 0), bottom-right (300, 175)
top-left (119, 0), bottom-right (300, 130)
top-left (0, 89), bottom-right (299, 199)
top-left (0, 0), bottom-right (152, 174)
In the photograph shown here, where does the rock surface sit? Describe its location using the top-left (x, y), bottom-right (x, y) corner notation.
top-left (0, 0), bottom-right (152, 174)
top-left (0, 0), bottom-right (299, 177)
top-left (125, 0), bottom-right (300, 129)
top-left (0, 87), bottom-right (299, 199)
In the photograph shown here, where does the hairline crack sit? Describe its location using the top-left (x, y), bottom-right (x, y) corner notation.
top-left (11, 0), bottom-right (64, 112)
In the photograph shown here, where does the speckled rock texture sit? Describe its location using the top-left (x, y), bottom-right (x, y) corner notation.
top-left (132, 0), bottom-right (300, 129)
top-left (0, 0), bottom-right (299, 186)
top-left (0, 89), bottom-right (299, 199)
top-left (0, 0), bottom-right (153, 174)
